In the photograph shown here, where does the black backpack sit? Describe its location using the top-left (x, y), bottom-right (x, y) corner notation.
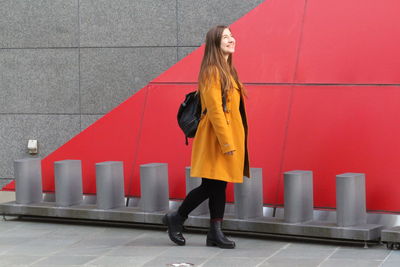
top-left (177, 91), bottom-right (206, 145)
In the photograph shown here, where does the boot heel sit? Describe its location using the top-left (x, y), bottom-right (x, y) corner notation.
top-left (206, 239), bottom-right (216, 247)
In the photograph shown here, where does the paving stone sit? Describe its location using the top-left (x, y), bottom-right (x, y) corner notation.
top-left (385, 251), bottom-right (400, 261)
top-left (159, 246), bottom-right (220, 258)
top-left (4, 237), bottom-right (80, 256)
top-left (106, 246), bottom-right (169, 257)
top-left (0, 218), bottom-right (394, 267)
top-left (270, 245), bottom-right (336, 260)
top-left (202, 256), bottom-right (266, 267)
top-left (32, 255), bottom-right (96, 266)
top-left (86, 255), bottom-right (154, 267)
top-left (330, 246), bottom-right (390, 260)
top-left (0, 255), bottom-right (44, 267)
top-left (319, 258), bottom-right (382, 267)
top-left (382, 260), bottom-right (400, 267)
top-left (143, 256), bottom-right (207, 267)
top-left (54, 246), bottom-right (113, 257)
top-left (259, 258), bottom-right (323, 267)
top-left (217, 247), bottom-right (280, 258)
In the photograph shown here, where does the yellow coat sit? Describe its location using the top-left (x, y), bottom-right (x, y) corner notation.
top-left (190, 70), bottom-right (250, 183)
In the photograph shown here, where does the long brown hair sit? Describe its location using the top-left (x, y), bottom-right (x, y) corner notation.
top-left (198, 25), bottom-right (246, 97)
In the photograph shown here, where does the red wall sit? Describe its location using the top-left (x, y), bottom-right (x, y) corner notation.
top-left (5, 0), bottom-right (400, 212)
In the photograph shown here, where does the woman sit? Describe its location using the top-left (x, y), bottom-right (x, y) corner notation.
top-left (163, 25), bottom-right (249, 249)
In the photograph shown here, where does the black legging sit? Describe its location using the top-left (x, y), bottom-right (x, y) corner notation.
top-left (178, 178), bottom-right (227, 220)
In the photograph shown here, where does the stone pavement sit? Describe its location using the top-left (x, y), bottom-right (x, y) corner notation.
top-left (0, 216), bottom-right (399, 267)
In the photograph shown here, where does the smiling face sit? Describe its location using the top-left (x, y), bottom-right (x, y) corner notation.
top-left (220, 28), bottom-right (235, 57)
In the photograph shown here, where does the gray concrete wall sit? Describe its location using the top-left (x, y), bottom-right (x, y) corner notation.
top-left (0, 0), bottom-right (263, 178)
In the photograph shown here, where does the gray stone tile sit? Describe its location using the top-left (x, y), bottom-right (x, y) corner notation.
top-left (217, 247), bottom-right (279, 258)
top-left (177, 0), bottom-right (264, 46)
top-left (72, 237), bottom-right (133, 248)
top-left (0, 218), bottom-right (394, 267)
top-left (4, 244), bottom-right (62, 257)
top-left (177, 232), bottom-right (207, 245)
top-left (233, 236), bottom-right (290, 249)
top-left (1, 227), bottom-right (53, 238)
top-left (0, 237), bottom-right (36, 246)
top-left (330, 246), bottom-right (390, 260)
top-left (0, 115), bottom-right (80, 178)
top-left (0, 49), bottom-right (79, 113)
top-left (80, 47), bottom-right (176, 113)
top-left (81, 114), bottom-right (104, 131)
top-left (0, 0), bottom-right (78, 48)
top-left (0, 218), bottom-right (23, 230)
top-left (319, 259), bottom-right (382, 267)
top-left (43, 225), bottom-right (104, 239)
top-left (159, 246), bottom-right (220, 258)
top-left (285, 241), bottom-right (339, 250)
top-left (385, 250), bottom-right (400, 261)
top-left (382, 260), bottom-right (400, 267)
top-left (106, 246), bottom-right (169, 257)
top-left (124, 231), bottom-right (172, 247)
top-left (87, 255), bottom-right (154, 267)
top-left (259, 258), bottom-right (322, 267)
top-left (32, 255), bottom-right (96, 266)
top-left (270, 244), bottom-right (336, 260)
top-left (178, 47), bottom-right (199, 61)
top-left (202, 256), bottom-right (265, 267)
top-left (0, 255), bottom-right (44, 267)
top-left (91, 226), bottom-right (145, 239)
top-left (80, 0), bottom-right (177, 47)
top-left (4, 237), bottom-right (81, 256)
top-left (54, 246), bottom-right (113, 257)
top-left (10, 220), bottom-right (61, 230)
top-left (143, 256), bottom-right (207, 267)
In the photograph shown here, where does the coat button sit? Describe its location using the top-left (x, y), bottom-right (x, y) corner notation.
top-left (227, 120), bottom-right (230, 124)
top-left (226, 109), bottom-right (231, 113)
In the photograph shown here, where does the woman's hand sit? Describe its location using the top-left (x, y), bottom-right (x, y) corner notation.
top-left (224, 150), bottom-right (235, 156)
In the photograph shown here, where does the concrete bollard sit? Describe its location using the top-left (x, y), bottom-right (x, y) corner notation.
top-left (95, 161), bottom-right (125, 210)
top-left (54, 160), bottom-right (83, 207)
top-left (336, 173), bottom-right (367, 227)
top-left (140, 163), bottom-right (169, 212)
top-left (185, 167), bottom-right (208, 215)
top-left (14, 158), bottom-right (43, 204)
top-left (284, 170), bottom-right (314, 223)
top-left (234, 168), bottom-right (263, 219)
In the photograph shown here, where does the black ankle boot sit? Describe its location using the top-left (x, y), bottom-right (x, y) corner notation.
top-left (206, 220), bottom-right (235, 249)
top-left (162, 211), bottom-right (187, 246)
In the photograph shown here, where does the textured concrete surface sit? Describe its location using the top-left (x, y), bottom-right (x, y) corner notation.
top-left (0, 0), bottom-right (79, 48)
top-left (0, 217), bottom-right (398, 267)
top-left (177, 0), bottom-right (264, 46)
top-left (80, 47), bottom-right (176, 113)
top-left (0, 115), bottom-right (80, 178)
top-left (80, 115), bottom-right (104, 131)
top-left (0, 49), bottom-right (79, 114)
top-left (80, 0), bottom-right (177, 47)
top-left (178, 47), bottom-right (199, 61)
